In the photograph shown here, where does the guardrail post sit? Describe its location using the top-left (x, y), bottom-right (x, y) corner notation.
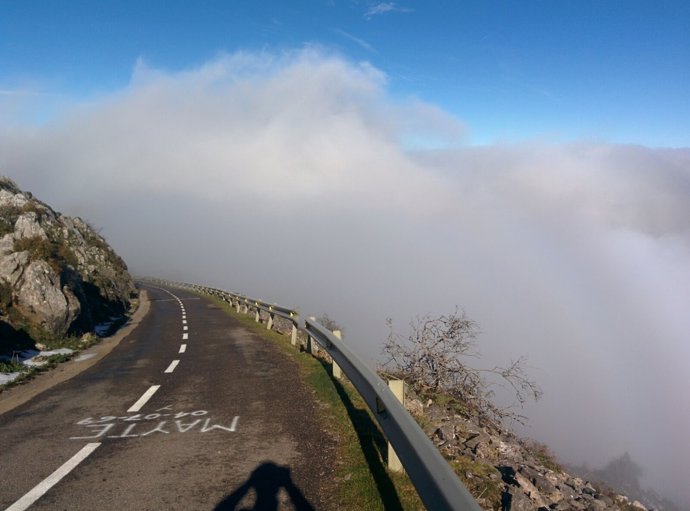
top-left (387, 379), bottom-right (405, 473)
top-left (266, 312), bottom-right (274, 330)
top-left (332, 330), bottom-right (343, 380)
top-left (290, 323), bottom-right (298, 346)
top-left (254, 307), bottom-right (260, 323)
top-left (307, 316), bottom-right (317, 354)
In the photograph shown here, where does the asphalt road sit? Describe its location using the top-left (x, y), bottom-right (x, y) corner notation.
top-left (0, 285), bottom-right (335, 510)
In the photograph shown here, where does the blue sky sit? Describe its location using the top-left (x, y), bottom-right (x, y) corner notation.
top-left (1, 0), bottom-right (688, 146)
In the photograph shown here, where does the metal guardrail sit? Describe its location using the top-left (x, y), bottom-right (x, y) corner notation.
top-left (166, 281), bottom-right (299, 322)
top-left (139, 277), bottom-right (482, 511)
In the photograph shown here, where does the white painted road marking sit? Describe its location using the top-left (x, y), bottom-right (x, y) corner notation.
top-left (70, 416), bottom-right (239, 439)
top-left (164, 360), bottom-right (180, 373)
top-left (182, 333), bottom-right (189, 340)
top-left (182, 319), bottom-right (187, 325)
top-left (183, 325), bottom-right (188, 331)
top-left (179, 344), bottom-right (187, 353)
top-left (127, 385), bottom-right (161, 413)
top-left (6, 442), bottom-right (101, 511)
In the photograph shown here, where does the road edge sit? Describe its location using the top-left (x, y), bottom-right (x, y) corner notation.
top-left (0, 290), bottom-right (151, 417)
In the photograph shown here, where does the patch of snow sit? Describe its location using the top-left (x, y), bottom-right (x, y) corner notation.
top-left (74, 353), bottom-right (96, 362)
top-left (22, 348), bottom-right (75, 367)
top-left (94, 324), bottom-right (111, 336)
top-left (94, 315), bottom-right (124, 336)
top-left (41, 348), bottom-right (73, 357)
top-left (0, 372), bottom-right (21, 385)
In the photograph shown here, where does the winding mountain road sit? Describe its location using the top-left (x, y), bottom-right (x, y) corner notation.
top-left (0, 285), bottom-right (334, 510)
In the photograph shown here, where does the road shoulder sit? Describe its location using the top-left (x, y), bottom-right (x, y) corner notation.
top-left (0, 290), bottom-right (151, 417)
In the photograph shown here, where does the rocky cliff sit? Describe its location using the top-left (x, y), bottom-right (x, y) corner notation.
top-left (0, 177), bottom-right (135, 353)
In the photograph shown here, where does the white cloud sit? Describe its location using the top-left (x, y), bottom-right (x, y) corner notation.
top-left (1, 49), bottom-right (689, 506)
top-left (364, 2), bottom-right (413, 20)
top-left (332, 28), bottom-right (377, 53)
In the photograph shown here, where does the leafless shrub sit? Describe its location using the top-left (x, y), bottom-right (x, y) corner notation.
top-left (316, 313), bottom-right (343, 333)
top-left (380, 308), bottom-right (542, 425)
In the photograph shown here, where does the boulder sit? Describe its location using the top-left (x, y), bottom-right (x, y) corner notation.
top-left (433, 426), bottom-right (450, 445)
top-left (15, 260), bottom-right (81, 335)
top-left (515, 471), bottom-right (548, 508)
top-left (586, 499), bottom-right (608, 511)
top-left (465, 429), bottom-right (491, 449)
top-left (0, 233), bottom-right (14, 255)
top-left (519, 465), bottom-right (559, 498)
top-left (14, 213), bottom-right (48, 240)
top-left (502, 488), bottom-right (534, 511)
top-left (0, 251), bottom-right (29, 288)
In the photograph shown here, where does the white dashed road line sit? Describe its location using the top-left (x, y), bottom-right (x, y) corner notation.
top-left (164, 360), bottom-right (180, 374)
top-left (10, 286), bottom-right (195, 510)
top-left (6, 442), bottom-right (102, 511)
top-left (128, 385), bottom-right (162, 412)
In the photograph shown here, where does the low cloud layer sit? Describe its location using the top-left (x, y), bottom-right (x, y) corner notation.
top-left (1, 49), bottom-right (688, 505)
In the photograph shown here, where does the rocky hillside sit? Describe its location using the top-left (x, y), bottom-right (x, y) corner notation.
top-left (0, 177), bottom-right (135, 353)
top-left (405, 387), bottom-right (671, 511)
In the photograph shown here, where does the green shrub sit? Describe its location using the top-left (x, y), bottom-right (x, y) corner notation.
top-left (20, 202), bottom-right (45, 220)
top-left (57, 243), bottom-right (79, 268)
top-left (449, 456), bottom-right (503, 509)
top-left (0, 357), bottom-right (24, 373)
top-left (0, 219), bottom-right (13, 237)
top-left (14, 236), bottom-right (55, 260)
top-left (0, 204), bottom-right (21, 234)
top-left (13, 236), bottom-right (79, 272)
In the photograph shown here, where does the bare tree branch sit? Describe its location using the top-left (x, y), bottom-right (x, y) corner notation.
top-left (380, 309), bottom-right (542, 425)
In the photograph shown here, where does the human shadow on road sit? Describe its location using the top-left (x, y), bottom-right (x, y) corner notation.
top-left (214, 461), bottom-right (315, 511)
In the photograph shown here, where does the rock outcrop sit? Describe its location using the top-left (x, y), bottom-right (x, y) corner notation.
top-left (404, 387), bottom-right (674, 511)
top-left (0, 177), bottom-right (135, 352)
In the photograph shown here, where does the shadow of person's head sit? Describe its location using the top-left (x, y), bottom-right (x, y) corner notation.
top-left (214, 461), bottom-right (315, 511)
